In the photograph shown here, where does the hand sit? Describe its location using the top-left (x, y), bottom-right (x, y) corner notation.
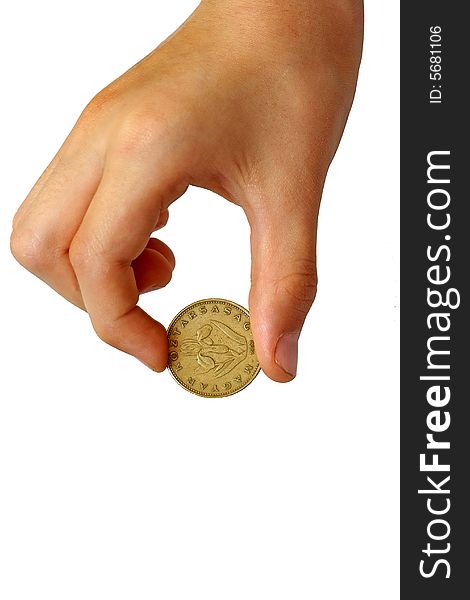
top-left (10, 0), bottom-right (363, 382)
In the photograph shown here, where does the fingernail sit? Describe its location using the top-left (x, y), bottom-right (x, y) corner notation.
top-left (275, 332), bottom-right (299, 378)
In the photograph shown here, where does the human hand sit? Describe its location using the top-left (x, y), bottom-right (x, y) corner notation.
top-left (10, 0), bottom-right (363, 382)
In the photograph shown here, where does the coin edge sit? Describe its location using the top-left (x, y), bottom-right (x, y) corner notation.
top-left (166, 298), bottom-right (261, 398)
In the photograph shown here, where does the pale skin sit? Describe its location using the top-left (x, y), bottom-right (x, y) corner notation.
top-left (10, 0), bottom-right (363, 382)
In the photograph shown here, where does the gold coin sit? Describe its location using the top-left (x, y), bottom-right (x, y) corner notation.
top-left (167, 298), bottom-right (261, 397)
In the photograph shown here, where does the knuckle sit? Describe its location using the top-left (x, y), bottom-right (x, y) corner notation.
top-left (10, 226), bottom-right (56, 272)
top-left (75, 87), bottom-right (119, 136)
top-left (12, 206), bottom-right (25, 229)
top-left (275, 259), bottom-right (318, 313)
top-left (79, 89), bottom-right (114, 122)
top-left (113, 109), bottom-right (170, 155)
top-left (114, 126), bottom-right (155, 156)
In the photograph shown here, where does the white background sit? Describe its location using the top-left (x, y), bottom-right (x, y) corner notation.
top-left (0, 1), bottom-right (399, 598)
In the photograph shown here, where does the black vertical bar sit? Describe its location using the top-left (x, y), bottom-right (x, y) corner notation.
top-left (401, 2), bottom-right (469, 598)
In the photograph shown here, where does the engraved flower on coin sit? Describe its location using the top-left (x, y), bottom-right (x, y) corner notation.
top-left (181, 320), bottom-right (247, 378)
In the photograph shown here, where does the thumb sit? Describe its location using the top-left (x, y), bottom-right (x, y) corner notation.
top-left (246, 195), bottom-right (319, 383)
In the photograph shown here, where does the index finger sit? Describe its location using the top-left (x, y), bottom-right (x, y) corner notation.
top-left (69, 150), bottom-right (187, 371)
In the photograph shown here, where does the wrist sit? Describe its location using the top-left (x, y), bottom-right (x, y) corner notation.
top-left (199, 0), bottom-right (363, 33)
top-left (197, 0), bottom-right (363, 74)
